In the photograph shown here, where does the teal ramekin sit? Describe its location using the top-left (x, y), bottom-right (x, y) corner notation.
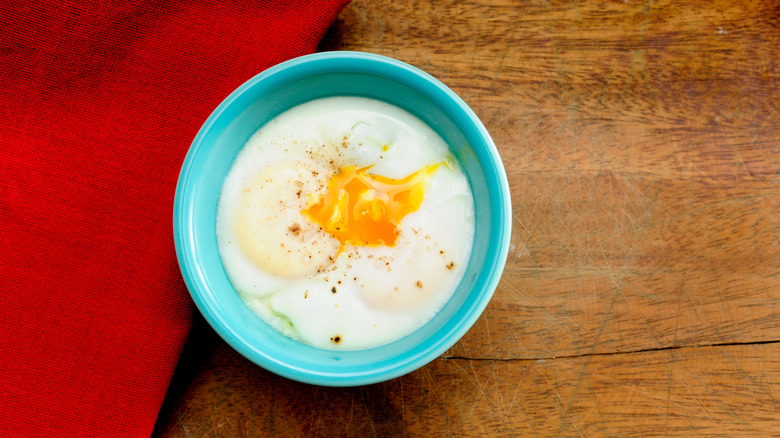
top-left (174, 51), bottom-right (510, 386)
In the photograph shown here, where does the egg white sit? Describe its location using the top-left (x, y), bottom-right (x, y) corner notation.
top-left (216, 97), bottom-right (475, 349)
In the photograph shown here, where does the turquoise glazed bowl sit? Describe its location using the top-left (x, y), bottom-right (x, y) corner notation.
top-left (174, 51), bottom-right (510, 386)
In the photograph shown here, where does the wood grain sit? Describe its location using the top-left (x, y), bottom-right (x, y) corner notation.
top-left (155, 320), bottom-right (780, 437)
top-left (155, 0), bottom-right (780, 435)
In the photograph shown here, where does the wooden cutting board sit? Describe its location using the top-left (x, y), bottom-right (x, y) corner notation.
top-left (155, 0), bottom-right (780, 436)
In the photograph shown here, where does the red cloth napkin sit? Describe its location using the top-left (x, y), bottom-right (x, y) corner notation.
top-left (0, 1), bottom-right (350, 436)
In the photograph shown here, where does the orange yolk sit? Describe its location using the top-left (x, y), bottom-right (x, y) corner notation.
top-left (303, 163), bottom-right (440, 248)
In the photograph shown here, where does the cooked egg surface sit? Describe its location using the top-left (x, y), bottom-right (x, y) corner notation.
top-left (216, 96), bottom-right (475, 349)
top-left (303, 163), bottom-right (441, 248)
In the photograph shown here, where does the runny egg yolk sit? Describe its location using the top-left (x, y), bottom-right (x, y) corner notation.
top-left (303, 163), bottom-right (441, 248)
